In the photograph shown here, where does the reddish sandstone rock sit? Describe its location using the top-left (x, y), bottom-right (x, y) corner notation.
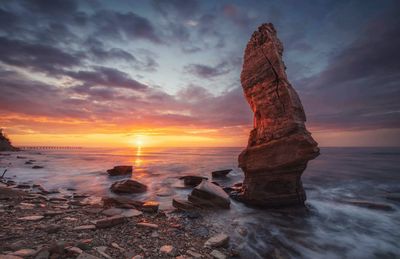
top-left (238, 23), bottom-right (319, 207)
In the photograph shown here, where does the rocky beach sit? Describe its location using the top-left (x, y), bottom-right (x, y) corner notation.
top-left (0, 177), bottom-right (234, 259)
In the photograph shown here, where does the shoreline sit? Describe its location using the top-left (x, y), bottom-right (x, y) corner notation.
top-left (0, 177), bottom-right (236, 259)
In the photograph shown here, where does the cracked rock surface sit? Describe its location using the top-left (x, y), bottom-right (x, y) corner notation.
top-left (238, 23), bottom-right (320, 207)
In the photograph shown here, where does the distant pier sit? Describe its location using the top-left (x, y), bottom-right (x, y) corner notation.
top-left (17, 146), bottom-right (83, 150)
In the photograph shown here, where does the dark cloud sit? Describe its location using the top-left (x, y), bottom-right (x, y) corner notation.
top-left (184, 62), bottom-right (231, 79)
top-left (0, 37), bottom-right (82, 74)
top-left (298, 7), bottom-right (400, 131)
top-left (23, 0), bottom-right (78, 16)
top-left (67, 66), bottom-right (148, 91)
top-left (92, 10), bottom-right (163, 44)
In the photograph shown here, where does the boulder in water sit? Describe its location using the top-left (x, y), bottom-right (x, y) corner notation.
top-left (179, 175), bottom-right (208, 187)
top-left (188, 180), bottom-right (230, 209)
top-left (107, 166), bottom-right (132, 176)
top-left (110, 180), bottom-right (147, 194)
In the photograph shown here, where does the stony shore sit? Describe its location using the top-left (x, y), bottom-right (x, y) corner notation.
top-left (0, 180), bottom-right (235, 259)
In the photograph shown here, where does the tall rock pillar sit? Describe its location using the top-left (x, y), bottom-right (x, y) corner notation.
top-left (238, 23), bottom-right (319, 207)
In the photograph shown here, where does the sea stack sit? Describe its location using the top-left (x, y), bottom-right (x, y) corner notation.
top-left (238, 23), bottom-right (319, 207)
top-left (0, 129), bottom-right (18, 151)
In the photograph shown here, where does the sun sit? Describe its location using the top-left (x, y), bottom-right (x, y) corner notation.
top-left (129, 135), bottom-right (146, 148)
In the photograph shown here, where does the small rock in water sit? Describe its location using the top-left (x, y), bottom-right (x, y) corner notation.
top-left (141, 201), bottom-right (159, 213)
top-left (211, 169), bottom-right (232, 178)
top-left (204, 233), bottom-right (229, 248)
top-left (32, 165), bottom-right (44, 169)
top-left (210, 250), bottom-right (226, 259)
top-left (107, 165), bottom-right (133, 176)
top-left (95, 215), bottom-right (126, 228)
top-left (179, 175), bottom-right (208, 187)
top-left (102, 196), bottom-right (144, 208)
top-left (159, 245), bottom-right (176, 256)
top-left (110, 179), bottom-right (147, 194)
top-left (18, 215), bottom-right (44, 221)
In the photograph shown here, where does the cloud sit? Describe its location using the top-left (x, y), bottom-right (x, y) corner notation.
top-left (92, 10), bottom-right (163, 44)
top-left (298, 7), bottom-right (400, 131)
top-left (0, 37), bottom-right (82, 75)
top-left (67, 66), bottom-right (149, 91)
top-left (184, 61), bottom-right (231, 78)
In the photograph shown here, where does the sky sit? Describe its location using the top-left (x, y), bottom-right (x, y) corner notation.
top-left (0, 0), bottom-right (399, 147)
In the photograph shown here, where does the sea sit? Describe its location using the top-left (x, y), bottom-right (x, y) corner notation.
top-left (1, 147), bottom-right (399, 259)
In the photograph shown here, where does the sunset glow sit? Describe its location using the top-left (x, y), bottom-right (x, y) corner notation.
top-left (0, 1), bottom-right (399, 147)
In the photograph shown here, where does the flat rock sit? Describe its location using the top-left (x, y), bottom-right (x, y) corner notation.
top-left (102, 196), bottom-right (144, 208)
top-left (172, 198), bottom-right (199, 211)
top-left (44, 210), bottom-right (64, 216)
top-left (121, 209), bottom-right (143, 217)
top-left (204, 233), bottom-right (229, 248)
top-left (141, 201), bottom-right (159, 213)
top-left (0, 255), bottom-right (24, 259)
top-left (188, 180), bottom-right (230, 209)
top-left (107, 166), bottom-right (132, 176)
top-left (187, 250), bottom-right (202, 258)
top-left (137, 222), bottom-right (158, 229)
top-left (74, 225), bottom-right (96, 231)
top-left (102, 208), bottom-right (124, 216)
top-left (12, 249), bottom-right (36, 257)
top-left (95, 215), bottom-right (126, 228)
top-left (211, 169), bottom-right (232, 178)
top-left (18, 215), bottom-right (44, 221)
top-left (76, 253), bottom-right (101, 259)
top-left (179, 175), bottom-right (208, 187)
top-left (160, 245), bottom-right (176, 256)
top-left (210, 250), bottom-right (226, 259)
top-left (110, 180), bottom-right (147, 194)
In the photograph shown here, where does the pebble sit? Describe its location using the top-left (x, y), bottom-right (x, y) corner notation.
top-left (18, 215), bottom-right (44, 221)
top-left (187, 250), bottom-right (202, 258)
top-left (67, 247), bottom-right (83, 255)
top-left (160, 245), bottom-right (177, 256)
top-left (74, 225), bottom-right (96, 231)
top-left (204, 233), bottom-right (229, 248)
top-left (137, 222), bottom-right (159, 229)
top-left (111, 242), bottom-right (125, 251)
top-left (131, 256), bottom-right (144, 259)
top-left (76, 252), bottom-right (101, 259)
top-left (210, 250), bottom-right (226, 259)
